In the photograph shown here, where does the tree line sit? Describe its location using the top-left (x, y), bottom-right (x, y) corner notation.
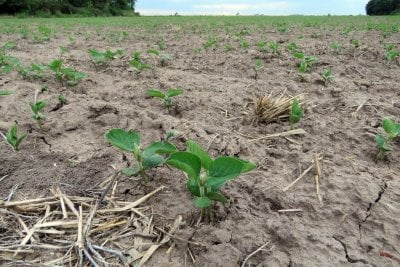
top-left (0, 0), bottom-right (138, 16)
top-left (366, 0), bottom-right (400, 15)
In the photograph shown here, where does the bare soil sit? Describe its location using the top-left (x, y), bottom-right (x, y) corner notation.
top-left (1, 21), bottom-right (400, 266)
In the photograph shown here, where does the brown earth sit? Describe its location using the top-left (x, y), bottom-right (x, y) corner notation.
top-left (1, 20), bottom-right (400, 266)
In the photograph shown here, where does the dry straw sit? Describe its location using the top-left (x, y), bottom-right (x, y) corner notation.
top-left (0, 174), bottom-right (202, 266)
top-left (252, 91), bottom-right (305, 124)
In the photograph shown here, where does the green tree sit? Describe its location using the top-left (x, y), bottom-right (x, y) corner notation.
top-left (0, 0), bottom-right (137, 15)
top-left (366, 0), bottom-right (400, 15)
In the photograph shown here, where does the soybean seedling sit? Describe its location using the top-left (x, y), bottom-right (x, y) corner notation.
top-left (375, 118), bottom-right (400, 161)
top-left (330, 42), bottom-right (342, 55)
top-left (257, 41), bottom-right (268, 53)
top-left (89, 48), bottom-right (124, 67)
top-left (157, 38), bottom-right (166, 50)
top-left (105, 129), bottom-right (177, 183)
top-left (17, 63), bottom-right (46, 80)
top-left (59, 94), bottom-right (67, 106)
top-left (252, 59), bottom-right (264, 80)
top-left (166, 140), bottom-right (255, 222)
top-left (267, 41), bottom-right (280, 55)
top-left (287, 41), bottom-right (298, 52)
top-left (223, 44), bottom-right (234, 53)
top-left (385, 44), bottom-right (400, 64)
top-left (203, 36), bottom-right (218, 51)
top-left (146, 88), bottom-right (184, 110)
top-left (147, 49), bottom-right (172, 67)
top-left (48, 59), bottom-right (86, 86)
top-left (129, 51), bottom-right (151, 74)
top-left (159, 53), bottom-right (172, 67)
top-left (289, 99), bottom-right (304, 129)
top-left (30, 100), bottom-right (47, 131)
top-left (351, 39), bottom-right (361, 49)
top-left (4, 123), bottom-right (27, 151)
top-left (0, 48), bottom-right (20, 74)
top-left (322, 68), bottom-right (333, 84)
top-left (293, 52), bottom-right (317, 81)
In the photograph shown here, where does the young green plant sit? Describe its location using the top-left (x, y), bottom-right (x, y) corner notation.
top-left (252, 59), bottom-right (264, 80)
top-left (30, 100), bottom-right (47, 131)
top-left (105, 129), bottom-right (177, 183)
top-left (293, 52), bottom-right (317, 81)
top-left (166, 140), bottom-right (255, 221)
top-left (267, 41), bottom-right (280, 55)
top-left (322, 68), bottom-right (333, 84)
top-left (289, 99), bottom-right (304, 129)
top-left (330, 42), bottom-right (341, 55)
top-left (375, 118), bottom-right (400, 161)
top-left (3, 123), bottom-right (27, 151)
top-left (385, 44), bottom-right (400, 64)
top-left (147, 49), bottom-right (172, 67)
top-left (129, 51), bottom-right (151, 74)
top-left (89, 48), bottom-right (124, 67)
top-left (48, 59), bottom-right (86, 86)
top-left (146, 88), bottom-right (184, 110)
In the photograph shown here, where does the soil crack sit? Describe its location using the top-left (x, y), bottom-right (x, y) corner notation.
top-left (333, 236), bottom-right (368, 264)
top-left (39, 136), bottom-right (52, 151)
top-left (358, 181), bottom-right (388, 238)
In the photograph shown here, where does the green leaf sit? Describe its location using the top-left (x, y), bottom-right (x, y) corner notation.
top-left (236, 158), bottom-right (257, 173)
top-left (289, 99), bottom-right (304, 125)
top-left (132, 51), bottom-right (141, 61)
top-left (146, 89), bottom-right (165, 99)
top-left (6, 123), bottom-right (27, 151)
top-left (207, 191), bottom-right (228, 203)
top-left (207, 157), bottom-right (245, 189)
top-left (187, 178), bottom-right (201, 197)
top-left (142, 154), bottom-right (165, 170)
top-left (141, 63), bottom-right (152, 70)
top-left (395, 125), bottom-right (400, 136)
top-left (1, 65), bottom-right (13, 74)
top-left (122, 167), bottom-right (141, 176)
top-left (15, 132), bottom-right (28, 151)
top-left (166, 88), bottom-right (184, 98)
top-left (105, 128), bottom-right (140, 153)
top-left (382, 118), bottom-right (397, 135)
top-left (293, 52), bottom-right (304, 59)
top-left (142, 141), bottom-right (177, 157)
top-left (48, 59), bottom-right (62, 72)
top-left (30, 101), bottom-right (47, 114)
top-left (166, 152), bottom-right (201, 181)
top-left (186, 140), bottom-right (213, 170)
top-left (147, 49), bottom-right (160, 56)
top-left (0, 90), bottom-right (14, 96)
top-left (375, 135), bottom-right (391, 151)
top-left (194, 197), bottom-right (212, 208)
top-left (89, 48), bottom-right (104, 63)
top-left (129, 59), bottom-right (140, 68)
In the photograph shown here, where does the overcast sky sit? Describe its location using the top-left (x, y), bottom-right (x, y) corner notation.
top-left (136, 0), bottom-right (367, 15)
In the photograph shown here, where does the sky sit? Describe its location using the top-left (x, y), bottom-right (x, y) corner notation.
top-left (136, 0), bottom-right (367, 16)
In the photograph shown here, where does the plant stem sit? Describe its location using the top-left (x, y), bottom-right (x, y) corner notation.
top-left (199, 185), bottom-right (206, 221)
top-left (137, 161), bottom-right (148, 183)
top-left (376, 150), bottom-right (383, 162)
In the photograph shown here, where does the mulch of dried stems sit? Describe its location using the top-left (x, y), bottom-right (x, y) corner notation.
top-left (252, 91), bottom-right (305, 124)
top-left (0, 173), bottom-right (199, 266)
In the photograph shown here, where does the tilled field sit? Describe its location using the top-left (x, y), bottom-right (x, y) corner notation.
top-left (0, 16), bottom-right (400, 266)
